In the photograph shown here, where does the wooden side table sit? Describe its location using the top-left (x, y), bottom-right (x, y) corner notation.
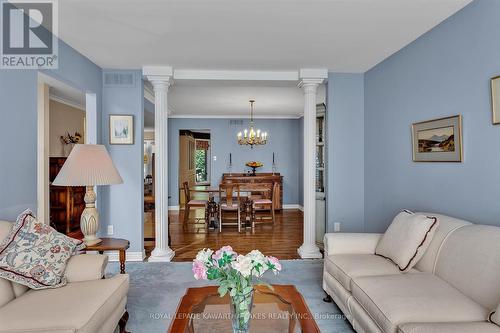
top-left (85, 238), bottom-right (130, 274)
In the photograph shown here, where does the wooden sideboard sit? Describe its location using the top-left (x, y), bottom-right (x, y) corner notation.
top-left (49, 157), bottom-right (85, 234)
top-left (222, 173), bottom-right (283, 210)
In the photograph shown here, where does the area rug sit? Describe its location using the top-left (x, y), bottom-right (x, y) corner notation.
top-left (106, 259), bottom-right (354, 333)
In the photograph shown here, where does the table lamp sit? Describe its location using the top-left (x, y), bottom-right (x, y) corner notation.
top-left (53, 144), bottom-right (123, 245)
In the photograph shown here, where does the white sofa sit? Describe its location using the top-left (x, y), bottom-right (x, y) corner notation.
top-left (323, 213), bottom-right (500, 333)
top-left (0, 220), bottom-right (130, 333)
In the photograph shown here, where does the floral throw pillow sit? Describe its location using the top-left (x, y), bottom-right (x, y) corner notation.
top-left (0, 209), bottom-right (85, 290)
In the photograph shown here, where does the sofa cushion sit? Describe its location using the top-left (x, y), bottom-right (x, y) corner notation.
top-left (0, 220), bottom-right (28, 299)
top-left (325, 254), bottom-right (415, 291)
top-left (435, 225), bottom-right (500, 310)
top-left (0, 274), bottom-right (129, 333)
top-left (375, 210), bottom-right (438, 272)
top-left (0, 210), bottom-right (85, 290)
top-left (491, 303), bottom-right (500, 326)
top-left (0, 278), bottom-right (14, 308)
top-left (398, 322), bottom-right (500, 333)
top-left (352, 273), bottom-right (488, 333)
top-left (413, 213), bottom-right (471, 273)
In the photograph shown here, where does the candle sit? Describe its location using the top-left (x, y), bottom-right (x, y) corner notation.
top-left (273, 152), bottom-right (275, 164)
top-left (229, 153), bottom-right (232, 164)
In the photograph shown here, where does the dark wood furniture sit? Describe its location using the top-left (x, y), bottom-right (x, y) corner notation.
top-left (218, 183), bottom-right (242, 232)
top-left (182, 182), bottom-right (208, 227)
top-left (84, 238), bottom-right (130, 274)
top-left (252, 182), bottom-right (277, 224)
top-left (167, 284), bottom-right (320, 333)
top-left (222, 173), bottom-right (283, 210)
top-left (49, 157), bottom-right (86, 234)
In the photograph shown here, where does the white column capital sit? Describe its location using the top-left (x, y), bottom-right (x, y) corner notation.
top-left (143, 66), bottom-right (174, 90)
top-left (298, 78), bottom-right (324, 89)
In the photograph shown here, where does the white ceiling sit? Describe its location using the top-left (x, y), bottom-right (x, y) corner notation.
top-left (59, 0), bottom-right (472, 72)
top-left (168, 80), bottom-right (325, 118)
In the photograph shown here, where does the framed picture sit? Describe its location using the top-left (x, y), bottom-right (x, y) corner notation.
top-left (491, 76), bottom-right (500, 124)
top-left (109, 115), bottom-right (134, 145)
top-left (412, 115), bottom-right (462, 162)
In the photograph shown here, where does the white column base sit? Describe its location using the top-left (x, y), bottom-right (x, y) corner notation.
top-left (298, 244), bottom-right (322, 259)
top-left (148, 248), bottom-right (175, 262)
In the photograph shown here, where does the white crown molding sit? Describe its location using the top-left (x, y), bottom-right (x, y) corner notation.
top-left (173, 70), bottom-right (299, 81)
top-left (144, 84), bottom-right (155, 104)
top-left (49, 94), bottom-right (86, 111)
top-left (168, 114), bottom-right (302, 119)
top-left (299, 68), bottom-right (328, 79)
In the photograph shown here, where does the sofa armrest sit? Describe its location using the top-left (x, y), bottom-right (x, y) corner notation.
top-left (64, 254), bottom-right (108, 282)
top-left (324, 233), bottom-right (383, 256)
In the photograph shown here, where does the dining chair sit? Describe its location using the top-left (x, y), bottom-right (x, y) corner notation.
top-left (252, 182), bottom-right (277, 225)
top-left (218, 183), bottom-right (242, 232)
top-left (182, 182), bottom-right (208, 228)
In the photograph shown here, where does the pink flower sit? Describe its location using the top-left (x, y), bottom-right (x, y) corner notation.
top-left (213, 245), bottom-right (236, 261)
top-left (192, 260), bottom-right (207, 280)
top-left (267, 256), bottom-right (282, 274)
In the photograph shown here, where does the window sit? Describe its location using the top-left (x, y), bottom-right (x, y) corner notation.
top-left (195, 139), bottom-right (210, 184)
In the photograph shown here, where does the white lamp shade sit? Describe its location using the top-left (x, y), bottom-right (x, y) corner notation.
top-left (52, 144), bottom-right (123, 186)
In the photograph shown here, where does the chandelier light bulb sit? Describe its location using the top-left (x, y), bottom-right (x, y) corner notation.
top-left (237, 100), bottom-right (268, 148)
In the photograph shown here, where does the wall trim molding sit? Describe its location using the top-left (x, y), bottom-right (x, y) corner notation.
top-left (169, 205), bottom-right (180, 211)
top-left (168, 114), bottom-right (302, 119)
top-left (283, 204), bottom-right (304, 211)
top-left (49, 94), bottom-right (86, 111)
top-left (106, 250), bottom-right (146, 262)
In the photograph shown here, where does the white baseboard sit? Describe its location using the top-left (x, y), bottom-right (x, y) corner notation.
top-left (283, 204), bottom-right (303, 211)
top-left (168, 205), bottom-right (180, 211)
top-left (105, 250), bottom-right (146, 262)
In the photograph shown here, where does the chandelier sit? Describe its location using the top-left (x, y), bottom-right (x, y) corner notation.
top-left (237, 100), bottom-right (268, 148)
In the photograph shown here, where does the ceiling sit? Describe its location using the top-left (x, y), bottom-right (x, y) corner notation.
top-left (143, 80), bottom-right (325, 129)
top-left (59, 0), bottom-right (472, 72)
top-left (168, 80), bottom-right (325, 118)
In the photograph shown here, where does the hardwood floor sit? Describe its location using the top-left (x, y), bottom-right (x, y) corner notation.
top-left (145, 208), bottom-right (305, 262)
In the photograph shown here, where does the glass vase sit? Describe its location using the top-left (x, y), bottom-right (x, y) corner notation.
top-left (230, 289), bottom-right (254, 333)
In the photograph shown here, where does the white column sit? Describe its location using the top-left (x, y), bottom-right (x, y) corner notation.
top-left (298, 70), bottom-right (326, 259)
top-left (144, 66), bottom-right (175, 262)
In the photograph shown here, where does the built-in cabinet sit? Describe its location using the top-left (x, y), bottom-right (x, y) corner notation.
top-left (316, 103), bottom-right (327, 245)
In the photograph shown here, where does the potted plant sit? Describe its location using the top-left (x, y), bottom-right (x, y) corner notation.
top-left (192, 246), bottom-right (282, 333)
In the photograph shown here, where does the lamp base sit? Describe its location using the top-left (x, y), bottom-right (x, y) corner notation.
top-left (81, 186), bottom-right (102, 246)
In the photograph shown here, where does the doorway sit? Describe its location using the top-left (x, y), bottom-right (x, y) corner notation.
top-left (37, 72), bottom-right (97, 234)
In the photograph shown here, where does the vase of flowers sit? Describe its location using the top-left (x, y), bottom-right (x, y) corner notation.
top-left (193, 246), bottom-right (282, 333)
top-left (60, 131), bottom-right (82, 156)
top-left (245, 161), bottom-right (263, 176)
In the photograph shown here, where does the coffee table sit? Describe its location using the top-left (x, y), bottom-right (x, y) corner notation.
top-left (167, 284), bottom-right (320, 332)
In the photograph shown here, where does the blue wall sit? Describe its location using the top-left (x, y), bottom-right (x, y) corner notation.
top-left (326, 73), bottom-right (365, 232)
top-left (0, 41), bottom-right (102, 221)
top-left (168, 118), bottom-right (302, 206)
top-left (364, 0), bottom-right (500, 231)
top-left (100, 71), bottom-right (144, 252)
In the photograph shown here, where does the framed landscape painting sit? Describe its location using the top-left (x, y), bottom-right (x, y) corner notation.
top-left (109, 115), bottom-right (134, 145)
top-left (412, 115), bottom-right (462, 162)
